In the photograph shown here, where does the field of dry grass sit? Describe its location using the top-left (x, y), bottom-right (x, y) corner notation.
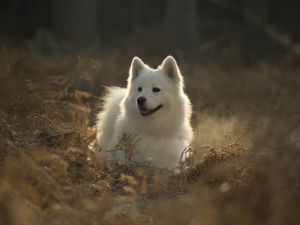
top-left (0, 41), bottom-right (299, 225)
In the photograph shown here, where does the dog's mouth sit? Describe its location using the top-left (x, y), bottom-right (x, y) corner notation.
top-left (138, 104), bottom-right (163, 116)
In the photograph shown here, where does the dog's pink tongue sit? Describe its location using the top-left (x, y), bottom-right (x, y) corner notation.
top-left (140, 108), bottom-right (149, 113)
top-left (139, 107), bottom-right (150, 115)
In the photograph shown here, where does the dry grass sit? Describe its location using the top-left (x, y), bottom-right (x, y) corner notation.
top-left (0, 42), bottom-right (299, 225)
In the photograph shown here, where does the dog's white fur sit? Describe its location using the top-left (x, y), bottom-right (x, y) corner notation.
top-left (96, 56), bottom-right (193, 169)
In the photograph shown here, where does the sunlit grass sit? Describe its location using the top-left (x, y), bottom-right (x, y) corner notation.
top-left (0, 43), bottom-right (299, 225)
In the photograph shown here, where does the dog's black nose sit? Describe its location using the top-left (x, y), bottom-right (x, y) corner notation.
top-left (137, 97), bottom-right (146, 105)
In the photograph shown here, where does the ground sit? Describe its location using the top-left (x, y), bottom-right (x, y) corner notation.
top-left (0, 41), bottom-right (299, 225)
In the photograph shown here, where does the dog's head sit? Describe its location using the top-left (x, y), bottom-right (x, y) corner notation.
top-left (126, 56), bottom-right (185, 117)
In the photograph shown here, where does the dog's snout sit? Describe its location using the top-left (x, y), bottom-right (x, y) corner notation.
top-left (137, 97), bottom-right (146, 105)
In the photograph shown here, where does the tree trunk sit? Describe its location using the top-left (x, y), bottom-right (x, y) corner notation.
top-left (54, 0), bottom-right (98, 48)
top-left (132, 0), bottom-right (143, 31)
top-left (165, 0), bottom-right (198, 53)
top-left (243, 0), bottom-right (271, 61)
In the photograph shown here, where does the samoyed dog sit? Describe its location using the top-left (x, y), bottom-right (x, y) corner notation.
top-left (96, 56), bottom-right (193, 170)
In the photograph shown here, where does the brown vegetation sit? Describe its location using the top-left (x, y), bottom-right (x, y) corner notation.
top-left (0, 43), bottom-right (299, 225)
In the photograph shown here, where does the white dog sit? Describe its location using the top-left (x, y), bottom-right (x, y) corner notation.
top-left (96, 56), bottom-right (193, 170)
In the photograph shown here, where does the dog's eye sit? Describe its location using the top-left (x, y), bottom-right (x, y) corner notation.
top-left (152, 87), bottom-right (161, 92)
top-left (138, 87), bottom-right (142, 92)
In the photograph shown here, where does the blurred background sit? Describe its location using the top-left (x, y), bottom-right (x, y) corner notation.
top-left (1, 0), bottom-right (300, 61)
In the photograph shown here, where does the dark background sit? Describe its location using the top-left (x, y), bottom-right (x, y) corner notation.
top-left (1, 0), bottom-right (299, 61)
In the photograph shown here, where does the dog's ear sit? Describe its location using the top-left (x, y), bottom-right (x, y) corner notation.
top-left (160, 56), bottom-right (183, 84)
top-left (129, 57), bottom-right (145, 81)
